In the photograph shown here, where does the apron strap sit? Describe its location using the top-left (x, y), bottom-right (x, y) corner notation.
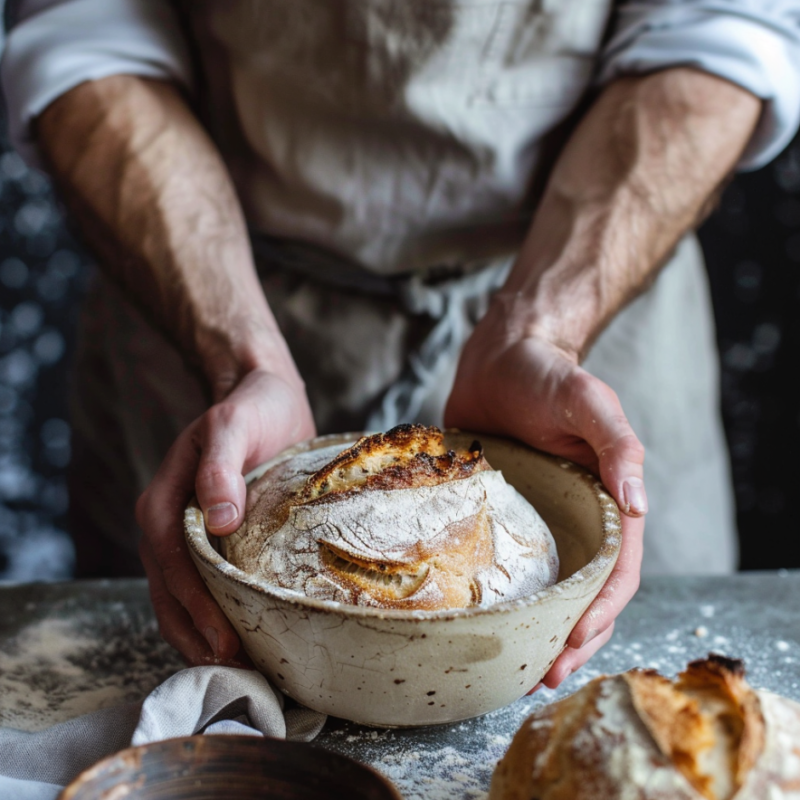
top-left (249, 232), bottom-right (513, 429)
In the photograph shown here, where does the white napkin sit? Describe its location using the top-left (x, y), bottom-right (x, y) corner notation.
top-left (0, 666), bottom-right (327, 800)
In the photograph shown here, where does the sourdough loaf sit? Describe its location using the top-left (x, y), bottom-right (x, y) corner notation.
top-left (489, 655), bottom-right (800, 800)
top-left (223, 424), bottom-right (559, 611)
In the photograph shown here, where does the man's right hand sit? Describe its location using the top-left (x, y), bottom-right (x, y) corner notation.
top-left (35, 75), bottom-right (316, 664)
top-left (135, 368), bottom-right (316, 666)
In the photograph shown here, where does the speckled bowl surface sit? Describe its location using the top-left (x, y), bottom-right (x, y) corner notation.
top-left (185, 431), bottom-right (622, 728)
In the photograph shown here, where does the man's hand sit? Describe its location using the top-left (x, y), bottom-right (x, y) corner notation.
top-left (447, 67), bottom-right (761, 688)
top-left (445, 320), bottom-right (645, 688)
top-left (136, 368), bottom-right (315, 665)
top-left (37, 75), bottom-right (314, 663)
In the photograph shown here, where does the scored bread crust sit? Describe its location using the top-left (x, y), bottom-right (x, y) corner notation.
top-left (223, 425), bottom-right (559, 611)
top-left (488, 655), bottom-right (800, 800)
top-left (300, 425), bottom-right (489, 502)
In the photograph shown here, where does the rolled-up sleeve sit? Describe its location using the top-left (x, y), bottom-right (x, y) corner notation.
top-left (599, 1), bottom-right (800, 170)
top-left (1, 0), bottom-right (194, 167)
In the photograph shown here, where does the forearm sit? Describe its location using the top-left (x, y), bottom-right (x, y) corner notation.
top-left (497, 67), bottom-right (762, 360)
top-left (36, 75), bottom-right (295, 398)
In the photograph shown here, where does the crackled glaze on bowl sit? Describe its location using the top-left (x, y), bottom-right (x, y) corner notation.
top-left (185, 432), bottom-right (621, 728)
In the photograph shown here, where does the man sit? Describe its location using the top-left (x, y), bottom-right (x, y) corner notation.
top-left (1, 1), bottom-right (796, 687)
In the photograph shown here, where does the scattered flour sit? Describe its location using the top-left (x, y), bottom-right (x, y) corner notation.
top-left (0, 609), bottom-right (182, 731)
top-left (3, 579), bottom-right (800, 798)
top-left (322, 716), bottom-right (516, 800)
top-left (311, 613), bottom-right (800, 799)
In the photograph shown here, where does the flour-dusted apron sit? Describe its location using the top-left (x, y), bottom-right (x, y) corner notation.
top-left (69, 0), bottom-right (736, 576)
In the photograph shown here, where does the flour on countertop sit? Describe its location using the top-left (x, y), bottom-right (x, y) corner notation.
top-left (565, 619), bottom-right (800, 699)
top-left (0, 608), bottom-right (182, 732)
top-left (1, 583), bottom-right (799, 799)
top-left (323, 715), bottom-right (516, 800)
top-left (309, 599), bottom-right (800, 800)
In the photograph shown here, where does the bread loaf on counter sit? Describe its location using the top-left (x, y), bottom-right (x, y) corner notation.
top-left (223, 424), bottom-right (559, 611)
top-left (489, 655), bottom-right (800, 800)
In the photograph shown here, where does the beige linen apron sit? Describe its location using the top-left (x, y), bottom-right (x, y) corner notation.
top-left (68, 0), bottom-right (736, 577)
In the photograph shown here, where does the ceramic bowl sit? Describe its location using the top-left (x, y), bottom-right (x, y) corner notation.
top-left (185, 431), bottom-right (622, 728)
top-left (58, 734), bottom-right (401, 800)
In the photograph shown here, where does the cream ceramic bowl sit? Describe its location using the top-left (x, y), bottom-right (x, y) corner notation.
top-left (185, 431), bottom-right (622, 728)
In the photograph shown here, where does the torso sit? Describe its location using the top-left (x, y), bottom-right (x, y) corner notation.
top-left (181, 0), bottom-right (614, 272)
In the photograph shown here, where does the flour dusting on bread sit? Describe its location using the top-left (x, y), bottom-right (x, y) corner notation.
top-left (223, 425), bottom-right (559, 611)
top-left (489, 655), bottom-right (800, 800)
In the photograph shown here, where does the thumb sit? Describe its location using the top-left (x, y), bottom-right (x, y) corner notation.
top-left (193, 405), bottom-right (250, 536)
top-left (193, 370), bottom-right (317, 535)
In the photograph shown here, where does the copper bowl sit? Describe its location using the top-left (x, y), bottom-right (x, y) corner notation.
top-left (58, 735), bottom-right (402, 800)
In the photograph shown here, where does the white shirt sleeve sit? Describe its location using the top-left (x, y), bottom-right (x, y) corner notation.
top-left (1, 0), bottom-right (194, 168)
top-left (599, 1), bottom-right (800, 170)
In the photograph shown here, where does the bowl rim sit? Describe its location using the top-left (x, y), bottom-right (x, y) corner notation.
top-left (58, 734), bottom-right (404, 800)
top-left (184, 430), bottom-right (622, 622)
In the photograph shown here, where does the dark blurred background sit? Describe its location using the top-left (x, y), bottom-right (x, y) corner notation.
top-left (700, 154), bottom-right (800, 572)
top-left (1, 82), bottom-right (799, 582)
top-left (0, 96), bottom-right (90, 581)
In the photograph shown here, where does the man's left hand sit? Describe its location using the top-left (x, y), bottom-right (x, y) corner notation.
top-left (445, 310), bottom-right (646, 689)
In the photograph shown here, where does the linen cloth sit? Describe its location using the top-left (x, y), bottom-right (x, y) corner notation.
top-left (0, 665), bottom-right (327, 800)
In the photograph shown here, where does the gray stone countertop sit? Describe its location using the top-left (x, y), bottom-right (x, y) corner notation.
top-left (1, 573), bottom-right (799, 799)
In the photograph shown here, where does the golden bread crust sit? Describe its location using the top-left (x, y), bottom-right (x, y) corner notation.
top-left (489, 656), bottom-right (800, 800)
top-left (224, 425), bottom-right (559, 611)
top-left (300, 424), bottom-right (489, 502)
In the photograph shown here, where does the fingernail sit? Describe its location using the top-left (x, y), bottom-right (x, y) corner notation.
top-left (206, 502), bottom-right (237, 530)
top-left (205, 626), bottom-right (220, 656)
top-left (575, 628), bottom-right (599, 649)
top-left (622, 478), bottom-right (648, 515)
